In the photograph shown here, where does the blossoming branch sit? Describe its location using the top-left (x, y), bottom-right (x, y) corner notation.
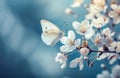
top-left (40, 0), bottom-right (120, 70)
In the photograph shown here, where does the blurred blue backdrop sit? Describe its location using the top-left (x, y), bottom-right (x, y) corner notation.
top-left (0, 0), bottom-right (119, 78)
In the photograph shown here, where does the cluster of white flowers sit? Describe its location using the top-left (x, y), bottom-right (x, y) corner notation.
top-left (54, 0), bottom-right (120, 70)
top-left (108, 3), bottom-right (120, 24)
top-left (55, 53), bottom-right (67, 69)
top-left (60, 30), bottom-right (80, 53)
top-left (41, 0), bottom-right (120, 72)
top-left (97, 65), bottom-right (120, 78)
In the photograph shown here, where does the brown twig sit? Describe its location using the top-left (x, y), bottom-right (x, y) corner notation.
top-left (91, 50), bottom-right (120, 55)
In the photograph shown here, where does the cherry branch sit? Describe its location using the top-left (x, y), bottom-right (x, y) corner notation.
top-left (91, 50), bottom-right (120, 55)
top-left (76, 46), bottom-right (120, 55)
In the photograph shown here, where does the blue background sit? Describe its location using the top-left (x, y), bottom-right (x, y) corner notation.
top-left (0, 0), bottom-right (120, 78)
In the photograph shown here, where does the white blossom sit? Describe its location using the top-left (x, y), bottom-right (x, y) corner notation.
top-left (71, 0), bottom-right (83, 8)
top-left (60, 30), bottom-right (80, 52)
top-left (110, 41), bottom-right (120, 53)
top-left (108, 4), bottom-right (120, 24)
top-left (70, 57), bottom-right (84, 70)
top-left (102, 28), bottom-right (115, 45)
top-left (55, 53), bottom-right (67, 69)
top-left (72, 20), bottom-right (90, 35)
top-left (93, 33), bottom-right (104, 47)
top-left (92, 15), bottom-right (109, 28)
top-left (92, 0), bottom-right (106, 9)
top-left (86, 4), bottom-right (106, 20)
top-left (108, 42), bottom-right (120, 64)
top-left (102, 27), bottom-right (115, 38)
top-left (96, 46), bottom-right (119, 64)
top-left (110, 41), bottom-right (117, 49)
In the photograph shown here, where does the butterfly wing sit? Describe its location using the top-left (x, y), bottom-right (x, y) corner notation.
top-left (40, 19), bottom-right (63, 46)
top-left (41, 19), bottom-right (60, 33)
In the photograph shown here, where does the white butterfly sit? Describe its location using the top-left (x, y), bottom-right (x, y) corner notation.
top-left (40, 19), bottom-right (64, 46)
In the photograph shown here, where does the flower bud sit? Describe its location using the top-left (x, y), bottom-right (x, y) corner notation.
top-left (79, 47), bottom-right (90, 55)
top-left (65, 8), bottom-right (74, 15)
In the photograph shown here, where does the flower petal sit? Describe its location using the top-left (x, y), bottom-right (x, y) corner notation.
top-left (85, 13), bottom-right (94, 20)
top-left (108, 11), bottom-right (118, 18)
top-left (108, 46), bottom-right (115, 51)
top-left (55, 53), bottom-right (66, 63)
top-left (110, 41), bottom-right (117, 48)
top-left (70, 58), bottom-right (79, 68)
top-left (109, 59), bottom-right (116, 65)
top-left (116, 42), bottom-right (120, 53)
top-left (102, 27), bottom-right (114, 37)
top-left (78, 58), bottom-right (84, 70)
top-left (74, 39), bottom-right (81, 47)
top-left (113, 16), bottom-right (120, 24)
top-left (60, 45), bottom-right (75, 53)
top-left (92, 18), bottom-right (102, 28)
top-left (85, 28), bottom-right (95, 39)
top-left (103, 28), bottom-right (110, 34)
top-left (72, 21), bottom-right (81, 31)
top-left (81, 20), bottom-right (90, 29)
top-left (111, 4), bottom-right (119, 12)
top-left (60, 45), bottom-right (70, 52)
top-left (97, 53), bottom-right (109, 60)
top-left (61, 62), bottom-right (66, 69)
top-left (68, 30), bottom-right (76, 41)
top-left (60, 37), bottom-right (70, 45)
